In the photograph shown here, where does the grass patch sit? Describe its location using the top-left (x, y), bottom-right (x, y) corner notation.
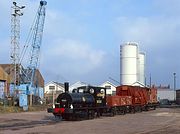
top-left (0, 106), bottom-right (22, 113)
top-left (0, 105), bottom-right (47, 114)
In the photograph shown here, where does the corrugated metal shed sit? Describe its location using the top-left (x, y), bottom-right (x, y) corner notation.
top-left (0, 81), bottom-right (5, 99)
top-left (0, 66), bottom-right (10, 97)
top-left (38, 87), bottom-right (44, 99)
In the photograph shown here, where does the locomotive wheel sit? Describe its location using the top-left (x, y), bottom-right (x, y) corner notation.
top-left (54, 115), bottom-right (62, 121)
top-left (63, 114), bottom-right (74, 121)
top-left (88, 110), bottom-right (95, 119)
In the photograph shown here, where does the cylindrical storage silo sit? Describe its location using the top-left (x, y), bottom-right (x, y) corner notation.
top-left (138, 52), bottom-right (145, 85)
top-left (120, 42), bottom-right (138, 85)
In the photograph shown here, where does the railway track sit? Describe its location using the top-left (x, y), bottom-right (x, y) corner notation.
top-left (0, 119), bottom-right (58, 131)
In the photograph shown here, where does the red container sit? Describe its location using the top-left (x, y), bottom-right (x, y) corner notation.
top-left (116, 85), bottom-right (149, 106)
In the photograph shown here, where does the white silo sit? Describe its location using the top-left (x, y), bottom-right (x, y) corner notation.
top-left (138, 52), bottom-right (145, 85)
top-left (120, 42), bottom-right (138, 85)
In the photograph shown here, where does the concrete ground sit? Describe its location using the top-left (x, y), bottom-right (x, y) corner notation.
top-left (0, 108), bottom-right (180, 134)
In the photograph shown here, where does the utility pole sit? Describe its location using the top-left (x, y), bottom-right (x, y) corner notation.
top-left (150, 74), bottom-right (152, 88)
top-left (11, 1), bottom-right (25, 96)
top-left (173, 73), bottom-right (176, 102)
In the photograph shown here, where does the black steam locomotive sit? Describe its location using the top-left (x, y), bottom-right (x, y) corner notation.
top-left (52, 82), bottom-right (108, 120)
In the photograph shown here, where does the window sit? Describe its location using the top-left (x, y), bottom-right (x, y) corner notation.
top-left (105, 86), bottom-right (111, 89)
top-left (49, 86), bottom-right (55, 90)
top-left (112, 91), bottom-right (116, 95)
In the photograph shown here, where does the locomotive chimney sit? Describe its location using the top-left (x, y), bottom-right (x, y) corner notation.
top-left (64, 82), bottom-right (69, 93)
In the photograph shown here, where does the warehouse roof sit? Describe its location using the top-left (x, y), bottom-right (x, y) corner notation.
top-left (0, 64), bottom-right (44, 87)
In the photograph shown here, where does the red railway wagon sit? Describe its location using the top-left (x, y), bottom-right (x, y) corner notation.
top-left (106, 95), bottom-right (132, 115)
top-left (148, 87), bottom-right (158, 109)
top-left (106, 95), bottom-right (132, 107)
top-left (149, 88), bottom-right (158, 103)
top-left (116, 85), bottom-right (157, 112)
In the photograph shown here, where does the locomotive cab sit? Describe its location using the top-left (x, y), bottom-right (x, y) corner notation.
top-left (77, 86), bottom-right (107, 107)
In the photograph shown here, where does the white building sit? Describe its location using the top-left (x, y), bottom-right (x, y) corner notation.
top-left (69, 81), bottom-right (89, 93)
top-left (44, 81), bottom-right (65, 94)
top-left (100, 81), bottom-right (116, 95)
top-left (157, 88), bottom-right (176, 101)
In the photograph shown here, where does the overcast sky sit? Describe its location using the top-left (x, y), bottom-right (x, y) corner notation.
top-left (0, 0), bottom-right (180, 88)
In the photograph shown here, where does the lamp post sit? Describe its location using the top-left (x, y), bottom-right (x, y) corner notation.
top-left (173, 73), bottom-right (176, 102)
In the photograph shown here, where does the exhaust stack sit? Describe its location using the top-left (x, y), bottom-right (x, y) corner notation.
top-left (64, 82), bottom-right (69, 93)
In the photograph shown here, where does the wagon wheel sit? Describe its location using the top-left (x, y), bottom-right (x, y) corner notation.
top-left (131, 106), bottom-right (135, 114)
top-left (110, 108), bottom-right (116, 116)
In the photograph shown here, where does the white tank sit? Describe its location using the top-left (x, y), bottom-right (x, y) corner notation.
top-left (138, 52), bottom-right (145, 85)
top-left (120, 42), bottom-right (138, 85)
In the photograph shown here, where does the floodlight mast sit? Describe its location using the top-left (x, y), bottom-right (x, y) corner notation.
top-left (11, 1), bottom-right (25, 94)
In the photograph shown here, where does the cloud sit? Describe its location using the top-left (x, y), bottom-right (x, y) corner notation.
top-left (41, 39), bottom-right (106, 77)
top-left (0, 39), bottom-right (10, 63)
top-left (153, 0), bottom-right (180, 16)
top-left (114, 16), bottom-right (180, 49)
top-left (44, 9), bottom-right (87, 40)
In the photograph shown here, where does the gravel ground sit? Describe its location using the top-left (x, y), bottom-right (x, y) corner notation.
top-left (0, 108), bottom-right (180, 134)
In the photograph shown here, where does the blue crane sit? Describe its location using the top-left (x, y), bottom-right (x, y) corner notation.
top-left (28, 1), bottom-right (47, 87)
top-left (19, 1), bottom-right (47, 96)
